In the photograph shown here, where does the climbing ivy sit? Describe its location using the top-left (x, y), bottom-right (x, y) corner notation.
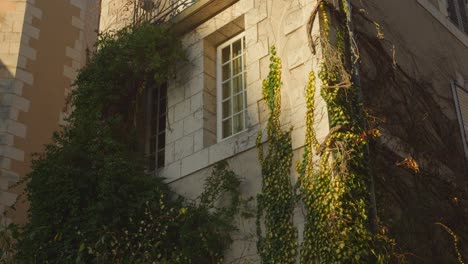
top-left (297, 1), bottom-right (388, 263)
top-left (256, 46), bottom-right (298, 264)
top-left (4, 23), bottom-right (244, 264)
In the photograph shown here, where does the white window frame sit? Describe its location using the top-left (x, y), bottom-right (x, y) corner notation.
top-left (418, 0), bottom-right (468, 47)
top-left (216, 32), bottom-right (247, 142)
top-left (451, 79), bottom-right (468, 161)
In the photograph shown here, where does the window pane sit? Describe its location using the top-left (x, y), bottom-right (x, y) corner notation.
top-left (222, 81), bottom-right (230, 99)
top-left (233, 93), bottom-right (244, 113)
top-left (233, 74), bottom-right (243, 94)
top-left (233, 112), bottom-right (244, 133)
top-left (232, 39), bottom-right (242, 57)
top-left (222, 64), bottom-right (230, 81)
top-left (157, 150), bottom-right (165, 168)
top-left (222, 100), bottom-right (231, 118)
top-left (222, 46), bottom-right (230, 63)
top-left (159, 98), bottom-right (166, 113)
top-left (150, 136), bottom-right (156, 153)
top-left (148, 154), bottom-right (155, 171)
top-left (158, 115), bottom-right (165, 131)
top-left (232, 57), bottom-right (242, 76)
top-left (223, 119), bottom-right (232, 138)
top-left (158, 133), bottom-right (165, 149)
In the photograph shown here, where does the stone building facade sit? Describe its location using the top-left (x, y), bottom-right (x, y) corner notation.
top-left (99, 0), bottom-right (468, 261)
top-left (0, 0), bottom-right (99, 225)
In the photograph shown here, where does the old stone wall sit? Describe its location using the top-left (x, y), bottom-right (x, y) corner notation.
top-left (160, 0), bottom-right (328, 261)
top-left (0, 0), bottom-right (99, 225)
top-left (353, 0), bottom-right (468, 262)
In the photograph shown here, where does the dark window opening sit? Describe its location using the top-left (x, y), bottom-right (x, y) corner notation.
top-left (148, 82), bottom-right (167, 171)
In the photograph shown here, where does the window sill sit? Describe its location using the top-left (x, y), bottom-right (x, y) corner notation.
top-left (160, 123), bottom-right (260, 183)
top-left (417, 0), bottom-right (468, 48)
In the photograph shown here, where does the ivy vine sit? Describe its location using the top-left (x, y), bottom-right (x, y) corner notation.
top-left (2, 23), bottom-right (245, 264)
top-left (256, 46), bottom-right (298, 264)
top-left (297, 1), bottom-right (388, 263)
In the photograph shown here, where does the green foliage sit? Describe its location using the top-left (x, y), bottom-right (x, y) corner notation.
top-left (256, 46), bottom-right (298, 264)
top-left (6, 23), bottom-right (242, 264)
top-left (297, 2), bottom-right (389, 263)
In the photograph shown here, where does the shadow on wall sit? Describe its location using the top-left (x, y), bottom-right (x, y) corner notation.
top-left (0, 59), bottom-right (20, 226)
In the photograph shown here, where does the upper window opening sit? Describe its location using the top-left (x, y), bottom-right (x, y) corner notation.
top-left (217, 33), bottom-right (247, 141)
top-left (447, 0), bottom-right (468, 34)
top-left (148, 82), bottom-right (167, 171)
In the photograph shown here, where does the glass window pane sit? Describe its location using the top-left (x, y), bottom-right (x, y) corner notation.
top-left (222, 100), bottom-right (231, 118)
top-left (159, 98), bottom-right (166, 113)
top-left (150, 136), bottom-right (156, 153)
top-left (222, 64), bottom-right (230, 81)
top-left (223, 119), bottom-right (232, 138)
top-left (233, 93), bottom-right (244, 113)
top-left (148, 154), bottom-right (155, 171)
top-left (233, 112), bottom-right (244, 133)
top-left (232, 57), bottom-right (242, 76)
top-left (158, 115), bottom-right (166, 131)
top-left (157, 150), bottom-right (165, 168)
top-left (222, 81), bottom-right (230, 99)
top-left (233, 75), bottom-right (243, 94)
top-left (158, 133), bottom-right (165, 149)
top-left (222, 46), bottom-right (230, 63)
top-left (233, 39), bottom-right (242, 57)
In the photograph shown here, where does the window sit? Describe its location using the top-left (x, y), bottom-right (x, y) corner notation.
top-left (447, 0), bottom-right (468, 34)
top-left (452, 79), bottom-right (468, 159)
top-left (147, 83), bottom-right (167, 171)
top-left (216, 33), bottom-right (247, 141)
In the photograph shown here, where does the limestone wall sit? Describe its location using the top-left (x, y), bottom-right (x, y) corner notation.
top-left (160, 0), bottom-right (327, 261)
top-left (0, 0), bottom-right (99, 225)
top-left (353, 0), bottom-right (468, 261)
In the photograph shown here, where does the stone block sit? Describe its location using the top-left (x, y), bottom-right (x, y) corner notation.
top-left (209, 140), bottom-right (235, 164)
top-left (66, 46), bottom-right (81, 61)
top-left (0, 190), bottom-right (17, 207)
top-left (203, 56), bottom-right (216, 78)
top-left (15, 68), bottom-right (33, 85)
top-left (186, 73), bottom-right (204, 98)
top-left (160, 160), bottom-right (181, 181)
top-left (245, 0), bottom-right (267, 28)
top-left (0, 43), bottom-right (9, 53)
top-left (193, 129), bottom-right (204, 152)
top-left (288, 48), bottom-right (305, 70)
top-left (245, 37), bottom-right (269, 65)
top-left (246, 59), bottom-right (260, 85)
top-left (190, 92), bottom-right (203, 112)
top-left (244, 24), bottom-right (258, 48)
top-left (6, 120), bottom-right (26, 138)
top-left (165, 142), bottom-right (175, 165)
top-left (167, 85), bottom-right (184, 107)
top-left (174, 99), bottom-right (190, 122)
top-left (183, 110), bottom-right (203, 136)
top-left (28, 5), bottom-right (42, 19)
top-left (63, 65), bottom-right (77, 81)
top-left (166, 119), bottom-right (183, 144)
top-left (1, 94), bottom-right (30, 112)
top-left (23, 24), bottom-right (39, 39)
top-left (71, 16), bottom-right (84, 30)
top-left (174, 134), bottom-right (194, 160)
top-left (203, 91), bottom-right (216, 114)
top-left (17, 55), bottom-right (27, 68)
top-left (181, 148), bottom-right (209, 176)
top-left (19, 44), bottom-right (36, 60)
top-left (284, 8), bottom-right (303, 35)
top-left (0, 145), bottom-right (24, 161)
